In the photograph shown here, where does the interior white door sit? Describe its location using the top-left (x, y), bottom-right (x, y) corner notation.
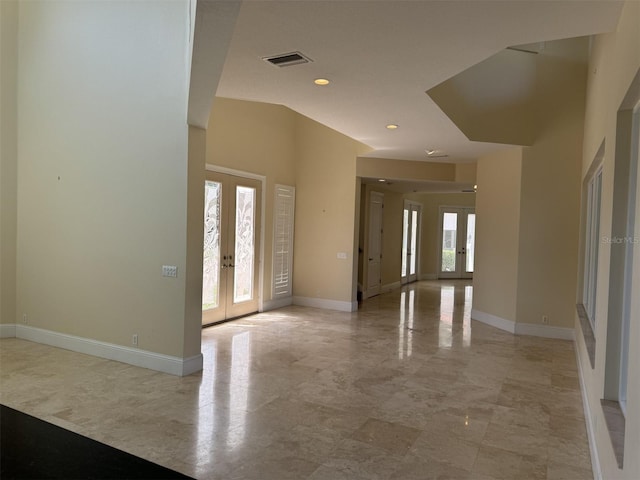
top-left (202, 172), bottom-right (261, 325)
top-left (367, 192), bottom-right (384, 297)
top-left (439, 207), bottom-right (475, 279)
top-left (401, 202), bottom-right (421, 284)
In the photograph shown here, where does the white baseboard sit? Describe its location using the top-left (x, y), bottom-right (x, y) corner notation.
top-left (575, 338), bottom-right (602, 480)
top-left (470, 310), bottom-right (575, 340)
top-left (515, 322), bottom-right (575, 340)
top-left (419, 273), bottom-right (438, 280)
top-left (471, 309), bottom-right (516, 333)
top-left (381, 281), bottom-right (401, 293)
top-left (0, 324), bottom-right (17, 338)
top-left (6, 324), bottom-right (202, 376)
top-left (293, 296), bottom-right (356, 312)
top-left (262, 296), bottom-right (293, 312)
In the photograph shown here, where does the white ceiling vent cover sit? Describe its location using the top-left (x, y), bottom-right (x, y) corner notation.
top-left (263, 51), bottom-right (312, 67)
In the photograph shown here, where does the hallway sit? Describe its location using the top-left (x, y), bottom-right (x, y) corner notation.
top-left (0, 281), bottom-right (591, 479)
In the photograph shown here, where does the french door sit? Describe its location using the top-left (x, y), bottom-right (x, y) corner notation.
top-left (202, 172), bottom-right (261, 325)
top-left (439, 207), bottom-right (475, 279)
top-left (401, 201), bottom-right (421, 284)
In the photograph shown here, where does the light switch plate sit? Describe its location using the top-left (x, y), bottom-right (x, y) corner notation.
top-left (162, 265), bottom-right (178, 277)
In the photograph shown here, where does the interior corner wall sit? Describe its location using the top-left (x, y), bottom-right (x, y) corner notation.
top-left (473, 148), bottom-right (523, 324)
top-left (184, 126), bottom-right (207, 358)
top-left (404, 192), bottom-right (476, 278)
top-left (16, 0), bottom-right (191, 357)
top-left (206, 98), bottom-right (297, 305)
top-left (454, 163), bottom-right (477, 184)
top-left (380, 190), bottom-right (404, 287)
top-left (575, 2), bottom-right (640, 478)
top-left (515, 54), bottom-right (587, 329)
top-left (0, 0), bottom-right (18, 326)
top-left (294, 115), bottom-right (371, 306)
top-left (359, 184), bottom-right (404, 293)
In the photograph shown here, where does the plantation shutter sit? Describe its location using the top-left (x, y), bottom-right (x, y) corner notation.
top-left (273, 185), bottom-right (295, 297)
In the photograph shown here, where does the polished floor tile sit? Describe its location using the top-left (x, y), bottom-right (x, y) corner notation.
top-left (0, 280), bottom-right (592, 479)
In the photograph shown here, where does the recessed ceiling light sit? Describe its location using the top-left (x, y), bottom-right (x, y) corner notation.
top-left (425, 149), bottom-right (436, 155)
top-left (386, 124), bottom-right (398, 130)
top-left (314, 78), bottom-right (330, 86)
top-left (378, 179), bottom-right (386, 182)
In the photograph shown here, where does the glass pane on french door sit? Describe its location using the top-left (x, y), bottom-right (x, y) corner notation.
top-left (234, 186), bottom-right (256, 303)
top-left (401, 209), bottom-right (409, 277)
top-left (410, 210), bottom-right (418, 275)
top-left (441, 212), bottom-right (458, 272)
top-left (203, 181), bottom-right (222, 311)
top-left (466, 213), bottom-right (476, 273)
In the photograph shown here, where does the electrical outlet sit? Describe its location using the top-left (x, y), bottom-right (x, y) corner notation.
top-left (22, 314), bottom-right (27, 324)
top-left (132, 334), bottom-right (138, 346)
top-left (542, 315), bottom-right (549, 324)
top-left (162, 265), bottom-right (177, 278)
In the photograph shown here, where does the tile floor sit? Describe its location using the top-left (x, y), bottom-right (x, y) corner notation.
top-left (0, 280), bottom-right (592, 479)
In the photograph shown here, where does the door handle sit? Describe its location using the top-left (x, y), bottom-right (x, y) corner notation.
top-left (228, 263), bottom-right (235, 268)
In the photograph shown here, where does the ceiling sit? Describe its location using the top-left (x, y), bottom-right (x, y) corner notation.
top-left (216, 1), bottom-right (623, 163)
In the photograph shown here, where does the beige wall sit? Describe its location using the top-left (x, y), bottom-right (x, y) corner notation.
top-left (473, 42), bottom-right (589, 331)
top-left (206, 98), bottom-right (296, 305)
top-left (516, 53), bottom-right (587, 328)
top-left (454, 163), bottom-right (477, 184)
top-left (0, 0), bottom-right (18, 325)
top-left (473, 148), bottom-right (523, 322)
top-left (15, 0), bottom-right (192, 357)
top-left (357, 157), bottom-right (455, 182)
top-left (405, 192), bottom-right (476, 277)
top-left (184, 126), bottom-right (207, 357)
top-left (575, 2), bottom-right (640, 478)
top-left (381, 191), bottom-right (404, 287)
top-left (207, 98), bottom-right (371, 307)
top-left (294, 115), bottom-right (371, 304)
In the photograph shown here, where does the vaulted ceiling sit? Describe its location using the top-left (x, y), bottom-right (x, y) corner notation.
top-left (215, 1), bottom-right (623, 163)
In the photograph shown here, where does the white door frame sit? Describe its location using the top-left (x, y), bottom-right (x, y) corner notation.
top-left (438, 206), bottom-right (475, 279)
top-left (401, 200), bottom-right (422, 285)
top-left (205, 164), bottom-right (266, 312)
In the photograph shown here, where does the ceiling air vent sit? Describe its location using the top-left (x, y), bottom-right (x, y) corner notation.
top-left (263, 51), bottom-right (312, 68)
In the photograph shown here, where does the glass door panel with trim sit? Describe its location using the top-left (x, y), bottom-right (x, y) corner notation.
top-left (401, 202), bottom-right (421, 284)
top-left (439, 207), bottom-right (475, 279)
top-left (203, 172), bottom-right (261, 325)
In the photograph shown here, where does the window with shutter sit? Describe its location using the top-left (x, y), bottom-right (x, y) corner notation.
top-left (273, 185), bottom-right (295, 297)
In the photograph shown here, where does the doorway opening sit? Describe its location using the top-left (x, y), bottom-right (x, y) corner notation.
top-left (438, 207), bottom-right (475, 279)
top-left (401, 201), bottom-right (421, 284)
top-left (202, 171), bottom-right (262, 325)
